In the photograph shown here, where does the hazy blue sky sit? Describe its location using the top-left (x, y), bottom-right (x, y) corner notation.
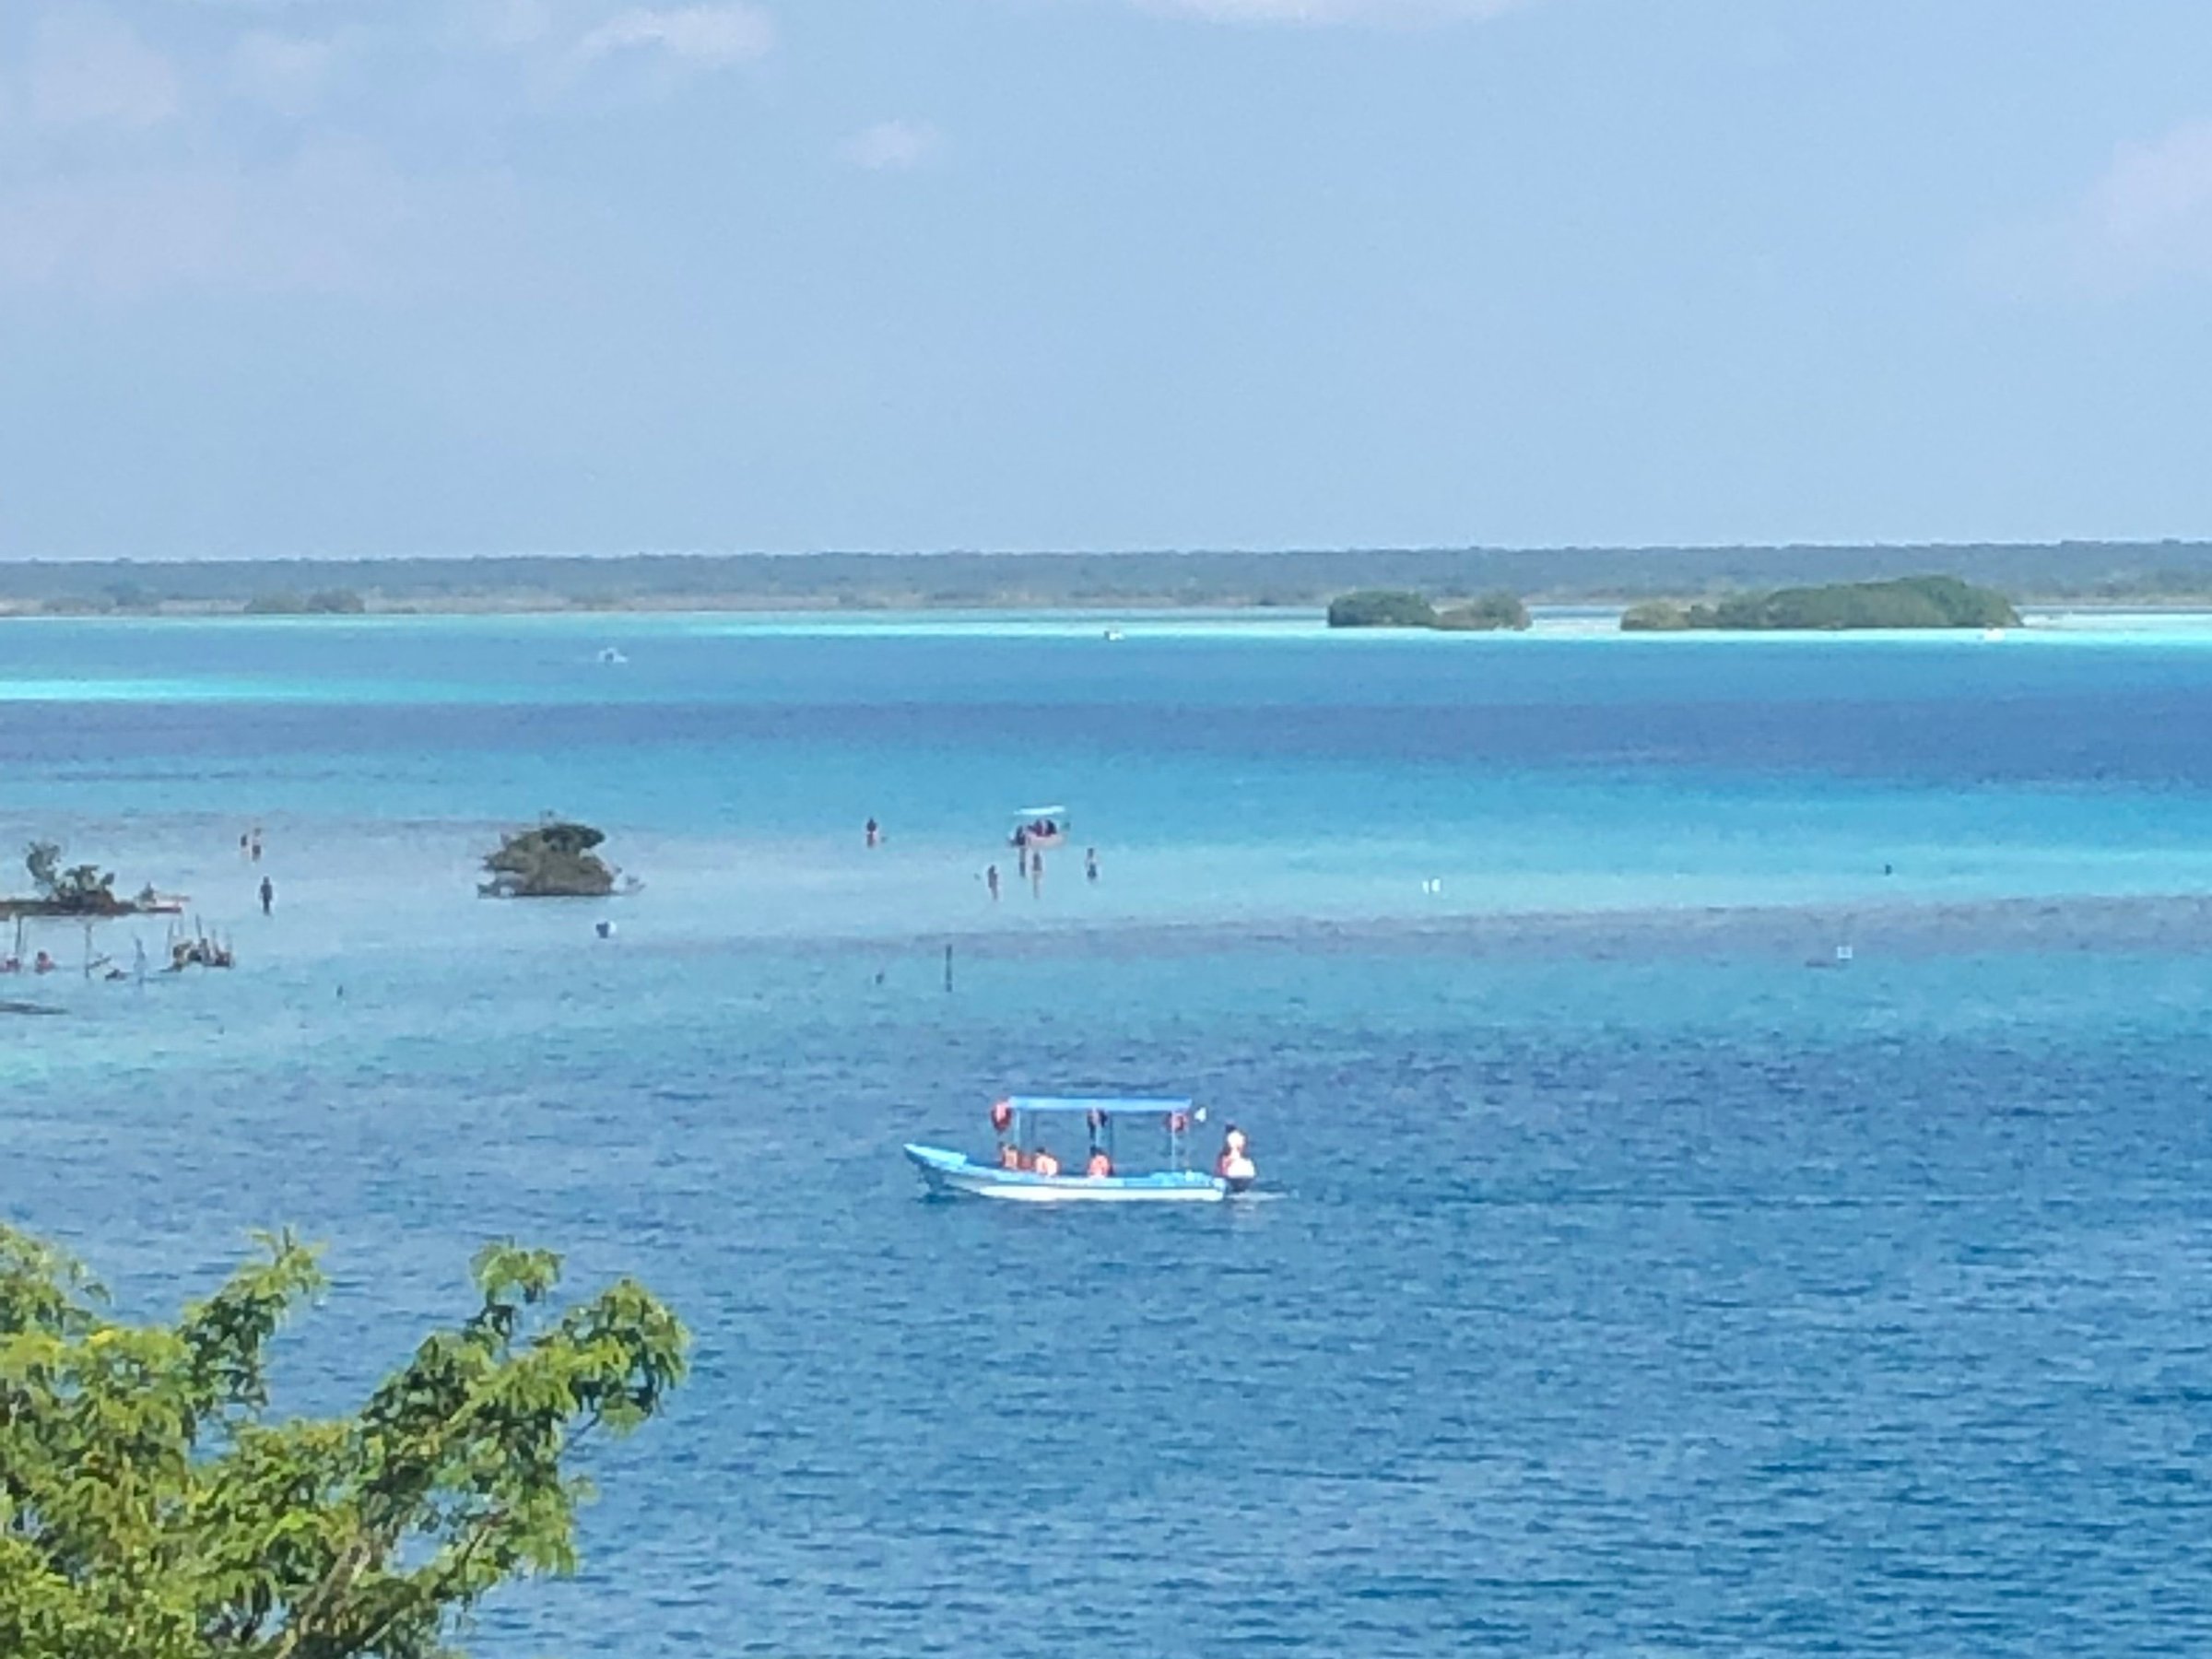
top-left (2, 1), bottom-right (2209, 558)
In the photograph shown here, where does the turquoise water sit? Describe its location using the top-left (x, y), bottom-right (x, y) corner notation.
top-left (8, 613), bottom-right (2212, 1653)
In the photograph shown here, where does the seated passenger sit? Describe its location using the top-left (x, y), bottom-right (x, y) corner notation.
top-left (997, 1143), bottom-right (1025, 1171)
top-left (1030, 1148), bottom-right (1062, 1178)
top-left (1086, 1150), bottom-right (1113, 1179)
top-left (32, 950), bottom-right (53, 974)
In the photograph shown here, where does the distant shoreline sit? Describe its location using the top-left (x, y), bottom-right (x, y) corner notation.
top-left (8, 542), bottom-right (2212, 618)
top-left (9, 595), bottom-right (2212, 623)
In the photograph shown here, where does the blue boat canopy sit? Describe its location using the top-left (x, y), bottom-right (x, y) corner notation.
top-left (1005, 1096), bottom-right (1192, 1115)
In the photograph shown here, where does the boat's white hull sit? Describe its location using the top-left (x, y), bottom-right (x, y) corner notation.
top-left (904, 1144), bottom-right (1226, 1204)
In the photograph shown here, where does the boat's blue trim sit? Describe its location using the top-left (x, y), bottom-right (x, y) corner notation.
top-left (903, 1143), bottom-right (1221, 1194)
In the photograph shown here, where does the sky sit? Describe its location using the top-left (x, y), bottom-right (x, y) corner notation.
top-left (1, 0), bottom-right (2210, 559)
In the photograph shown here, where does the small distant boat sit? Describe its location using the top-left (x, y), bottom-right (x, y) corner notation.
top-left (1010, 806), bottom-right (1070, 851)
top-left (1103, 628), bottom-right (1124, 641)
top-left (905, 1096), bottom-right (1250, 1205)
top-left (1982, 628), bottom-right (2006, 642)
top-left (598, 647), bottom-right (629, 665)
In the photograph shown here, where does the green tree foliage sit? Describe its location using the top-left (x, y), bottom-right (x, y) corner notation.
top-left (19, 842), bottom-right (122, 914)
top-left (24, 841), bottom-right (61, 898)
top-left (1620, 575), bottom-right (2020, 632)
top-left (1327, 589), bottom-right (1531, 631)
top-left (1618, 600), bottom-right (1694, 632)
top-left (1434, 593), bottom-right (1532, 631)
top-left (1325, 590), bottom-right (1439, 629)
top-left (0, 1226), bottom-right (687, 1659)
top-left (480, 822), bottom-right (618, 899)
top-left (242, 591), bottom-right (367, 617)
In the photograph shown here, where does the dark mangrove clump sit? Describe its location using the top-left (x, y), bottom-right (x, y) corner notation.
top-left (1327, 590), bottom-right (1530, 631)
top-left (1434, 593), bottom-right (1532, 631)
top-left (1, 841), bottom-right (132, 918)
top-left (480, 820), bottom-right (618, 898)
top-left (242, 589), bottom-right (368, 616)
top-left (1621, 574), bottom-right (2021, 632)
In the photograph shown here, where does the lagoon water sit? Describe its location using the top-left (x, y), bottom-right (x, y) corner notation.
top-left (7, 611), bottom-right (2212, 1653)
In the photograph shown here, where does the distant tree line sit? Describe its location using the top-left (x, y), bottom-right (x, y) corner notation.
top-left (241, 588), bottom-right (367, 615)
top-left (2, 542), bottom-right (2211, 614)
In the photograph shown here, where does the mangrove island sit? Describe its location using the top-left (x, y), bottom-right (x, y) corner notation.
top-left (1619, 574), bottom-right (2020, 633)
top-left (1326, 590), bottom-right (1532, 631)
top-left (480, 819), bottom-right (628, 899)
top-left (0, 841), bottom-right (168, 920)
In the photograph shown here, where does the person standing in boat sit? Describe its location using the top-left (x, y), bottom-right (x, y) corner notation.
top-left (1216, 1125), bottom-right (1256, 1190)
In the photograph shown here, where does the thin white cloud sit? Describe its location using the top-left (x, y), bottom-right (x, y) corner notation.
top-left (27, 9), bottom-right (182, 129)
top-left (0, 143), bottom-right (518, 297)
top-left (230, 31), bottom-right (339, 117)
top-left (1132, 0), bottom-right (1527, 23)
top-left (841, 119), bottom-right (942, 173)
top-left (573, 4), bottom-right (775, 67)
top-left (2071, 118), bottom-right (2212, 288)
top-left (477, 0), bottom-right (558, 52)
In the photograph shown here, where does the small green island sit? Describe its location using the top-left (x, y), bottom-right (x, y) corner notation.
top-left (1326, 589), bottom-right (1531, 631)
top-left (480, 819), bottom-right (630, 898)
top-left (1620, 574), bottom-right (2019, 633)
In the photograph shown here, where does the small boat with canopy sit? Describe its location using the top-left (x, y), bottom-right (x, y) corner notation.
top-left (904, 1096), bottom-right (1254, 1204)
top-left (1009, 807), bottom-right (1070, 853)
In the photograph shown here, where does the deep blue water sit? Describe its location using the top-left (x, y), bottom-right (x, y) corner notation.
top-left (7, 613), bottom-right (2212, 1653)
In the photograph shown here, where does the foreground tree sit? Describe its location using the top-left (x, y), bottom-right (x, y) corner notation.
top-left (0, 1226), bottom-right (688, 1659)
